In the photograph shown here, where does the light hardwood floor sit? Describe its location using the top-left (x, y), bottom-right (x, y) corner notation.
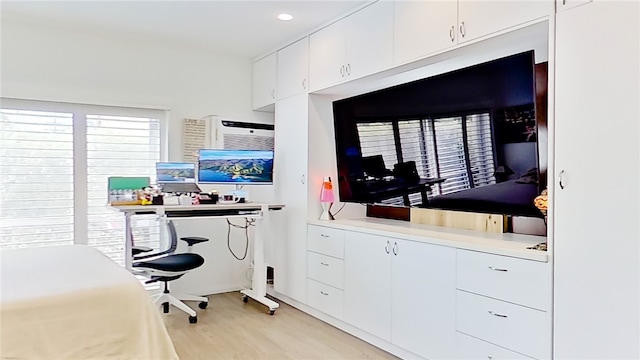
top-left (163, 291), bottom-right (399, 360)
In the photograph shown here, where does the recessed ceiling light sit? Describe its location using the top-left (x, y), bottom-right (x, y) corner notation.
top-left (277, 13), bottom-right (293, 21)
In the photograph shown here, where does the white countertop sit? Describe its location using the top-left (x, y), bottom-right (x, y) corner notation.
top-left (308, 217), bottom-right (548, 262)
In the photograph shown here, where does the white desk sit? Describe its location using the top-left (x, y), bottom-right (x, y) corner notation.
top-left (111, 202), bottom-right (284, 314)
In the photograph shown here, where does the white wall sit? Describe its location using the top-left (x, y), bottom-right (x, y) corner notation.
top-left (1, 16), bottom-right (276, 295)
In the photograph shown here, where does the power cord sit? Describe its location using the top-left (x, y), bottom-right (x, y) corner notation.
top-left (226, 218), bottom-right (255, 260)
top-left (332, 202), bottom-right (347, 217)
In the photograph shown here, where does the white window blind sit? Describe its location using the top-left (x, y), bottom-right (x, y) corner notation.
top-left (0, 109), bottom-right (75, 248)
top-left (0, 99), bottom-right (166, 266)
top-left (86, 114), bottom-right (162, 265)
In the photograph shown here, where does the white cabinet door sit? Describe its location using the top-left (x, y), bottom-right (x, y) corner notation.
top-left (556, 0), bottom-right (592, 12)
top-left (554, 2), bottom-right (640, 359)
top-left (277, 37), bottom-right (308, 100)
top-left (392, 239), bottom-right (456, 360)
top-left (273, 94), bottom-right (309, 302)
top-left (394, 0), bottom-right (458, 65)
top-left (309, 19), bottom-right (346, 92)
top-left (457, 1), bottom-right (550, 44)
top-left (252, 52), bottom-right (277, 110)
top-left (309, 1), bottom-right (393, 91)
top-left (346, 0), bottom-right (393, 80)
top-left (344, 231), bottom-right (392, 340)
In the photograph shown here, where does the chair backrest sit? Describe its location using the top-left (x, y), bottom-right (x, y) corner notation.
top-left (393, 161), bottom-right (420, 182)
top-left (362, 155), bottom-right (389, 179)
top-left (166, 220), bottom-right (178, 253)
top-left (132, 219), bottom-right (179, 261)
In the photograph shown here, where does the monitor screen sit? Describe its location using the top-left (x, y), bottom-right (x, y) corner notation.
top-left (156, 162), bottom-right (196, 183)
top-left (198, 149), bottom-right (274, 184)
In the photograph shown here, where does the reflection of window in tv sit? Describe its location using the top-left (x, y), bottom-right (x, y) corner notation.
top-left (355, 111), bottom-right (496, 206)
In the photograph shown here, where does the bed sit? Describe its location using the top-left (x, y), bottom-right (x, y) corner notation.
top-left (427, 179), bottom-right (542, 217)
top-left (0, 245), bottom-right (179, 360)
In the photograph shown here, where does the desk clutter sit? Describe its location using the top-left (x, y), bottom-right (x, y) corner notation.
top-left (107, 176), bottom-right (242, 206)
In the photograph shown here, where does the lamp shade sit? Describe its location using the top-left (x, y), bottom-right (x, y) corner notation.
top-left (320, 176), bottom-right (335, 203)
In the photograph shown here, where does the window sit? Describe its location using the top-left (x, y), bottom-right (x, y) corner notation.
top-left (356, 111), bottom-right (496, 206)
top-left (0, 99), bottom-right (166, 265)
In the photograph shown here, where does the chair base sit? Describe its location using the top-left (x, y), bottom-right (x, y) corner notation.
top-left (150, 292), bottom-right (208, 318)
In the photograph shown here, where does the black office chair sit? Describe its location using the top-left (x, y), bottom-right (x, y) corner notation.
top-left (133, 220), bottom-right (209, 324)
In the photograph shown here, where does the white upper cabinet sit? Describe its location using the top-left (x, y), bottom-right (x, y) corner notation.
top-left (277, 37), bottom-right (309, 100)
top-left (252, 52), bottom-right (277, 111)
top-left (394, 1), bottom-right (458, 65)
top-left (309, 1), bottom-right (393, 92)
top-left (457, 1), bottom-right (550, 43)
top-left (394, 0), bottom-right (551, 66)
top-left (556, 0), bottom-right (592, 12)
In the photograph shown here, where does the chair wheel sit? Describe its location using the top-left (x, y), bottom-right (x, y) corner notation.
top-left (269, 309), bottom-right (276, 315)
top-left (189, 316), bottom-right (197, 324)
top-left (163, 302), bottom-right (170, 313)
top-left (242, 295), bottom-right (248, 303)
top-left (198, 301), bottom-right (208, 309)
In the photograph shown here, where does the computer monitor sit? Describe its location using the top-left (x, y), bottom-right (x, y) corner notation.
top-left (197, 149), bottom-right (274, 184)
top-left (156, 162), bottom-right (197, 183)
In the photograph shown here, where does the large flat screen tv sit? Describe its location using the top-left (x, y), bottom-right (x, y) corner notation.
top-left (333, 51), bottom-right (547, 218)
top-left (197, 149), bottom-right (274, 184)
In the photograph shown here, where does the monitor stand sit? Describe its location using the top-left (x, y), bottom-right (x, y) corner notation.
top-left (231, 185), bottom-right (248, 203)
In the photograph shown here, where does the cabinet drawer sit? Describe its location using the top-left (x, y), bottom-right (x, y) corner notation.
top-left (456, 249), bottom-right (550, 310)
top-left (307, 279), bottom-right (344, 319)
top-left (308, 225), bottom-right (345, 259)
top-left (456, 332), bottom-right (534, 360)
top-left (307, 252), bottom-right (344, 289)
top-left (456, 291), bottom-right (550, 360)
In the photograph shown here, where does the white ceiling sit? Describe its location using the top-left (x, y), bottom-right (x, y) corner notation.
top-left (1, 0), bottom-right (369, 59)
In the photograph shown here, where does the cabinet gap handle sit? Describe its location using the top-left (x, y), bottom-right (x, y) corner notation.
top-left (384, 241), bottom-right (390, 254)
top-left (320, 234), bottom-right (329, 238)
top-left (392, 241), bottom-right (398, 256)
top-left (320, 291), bottom-right (329, 296)
top-left (459, 21), bottom-right (466, 38)
top-left (320, 262), bottom-right (329, 266)
top-left (488, 311), bottom-right (508, 318)
top-left (488, 266), bottom-right (508, 272)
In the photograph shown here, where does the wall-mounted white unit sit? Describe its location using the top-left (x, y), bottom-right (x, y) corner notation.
top-left (215, 119), bottom-right (274, 150)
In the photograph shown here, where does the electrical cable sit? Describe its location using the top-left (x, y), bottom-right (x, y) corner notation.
top-left (331, 202), bottom-right (347, 217)
top-left (226, 218), bottom-right (255, 261)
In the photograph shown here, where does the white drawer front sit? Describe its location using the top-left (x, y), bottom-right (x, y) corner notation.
top-left (456, 332), bottom-right (534, 360)
top-left (308, 225), bottom-right (345, 259)
top-left (307, 279), bottom-right (344, 319)
top-left (456, 291), bottom-right (550, 360)
top-left (307, 252), bottom-right (344, 289)
top-left (457, 249), bottom-right (550, 310)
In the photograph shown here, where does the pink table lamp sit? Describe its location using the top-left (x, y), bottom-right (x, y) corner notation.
top-left (319, 176), bottom-right (335, 220)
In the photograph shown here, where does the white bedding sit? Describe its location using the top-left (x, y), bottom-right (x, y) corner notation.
top-left (0, 245), bottom-right (179, 360)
